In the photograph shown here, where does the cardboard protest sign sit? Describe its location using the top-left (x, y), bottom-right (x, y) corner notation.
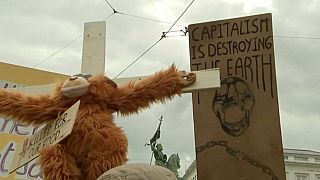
top-left (1, 81), bottom-right (43, 179)
top-left (189, 13), bottom-right (285, 179)
top-left (0, 62), bottom-right (68, 86)
top-left (10, 100), bottom-right (80, 173)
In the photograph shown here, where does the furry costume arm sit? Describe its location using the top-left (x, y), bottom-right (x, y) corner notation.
top-left (0, 85), bottom-right (75, 125)
top-left (110, 65), bottom-right (195, 115)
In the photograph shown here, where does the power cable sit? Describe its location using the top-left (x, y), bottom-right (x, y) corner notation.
top-left (114, 0), bottom-right (195, 78)
top-left (33, 0), bottom-right (320, 70)
top-left (162, 28), bottom-right (188, 38)
top-left (32, 0), bottom-right (191, 70)
top-left (118, 12), bottom-right (185, 27)
top-left (32, 34), bottom-right (82, 68)
top-left (103, 0), bottom-right (185, 27)
top-left (103, 12), bottom-right (116, 20)
top-left (114, 38), bottom-right (163, 78)
top-left (162, 0), bottom-right (195, 37)
top-left (104, 0), bottom-right (118, 13)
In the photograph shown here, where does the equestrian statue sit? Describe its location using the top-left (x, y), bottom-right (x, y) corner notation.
top-left (146, 116), bottom-right (181, 179)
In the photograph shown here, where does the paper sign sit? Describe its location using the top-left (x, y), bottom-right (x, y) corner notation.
top-left (189, 13), bottom-right (286, 179)
top-left (10, 100), bottom-right (80, 173)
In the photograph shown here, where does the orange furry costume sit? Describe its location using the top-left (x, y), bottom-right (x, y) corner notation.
top-left (0, 65), bottom-right (195, 180)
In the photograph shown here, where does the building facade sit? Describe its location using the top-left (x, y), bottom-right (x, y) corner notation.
top-left (183, 148), bottom-right (320, 180)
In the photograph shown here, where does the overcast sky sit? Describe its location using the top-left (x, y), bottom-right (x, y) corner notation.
top-left (1, 0), bottom-right (320, 176)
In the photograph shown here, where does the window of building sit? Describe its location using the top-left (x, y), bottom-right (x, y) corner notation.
top-left (316, 174), bottom-right (320, 180)
top-left (295, 173), bottom-right (309, 180)
top-left (315, 158), bottom-right (320, 163)
top-left (284, 156), bottom-right (288, 160)
top-left (294, 156), bottom-right (308, 161)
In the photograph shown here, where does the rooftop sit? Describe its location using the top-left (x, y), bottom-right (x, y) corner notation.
top-left (182, 148), bottom-right (320, 178)
top-left (284, 148), bottom-right (320, 156)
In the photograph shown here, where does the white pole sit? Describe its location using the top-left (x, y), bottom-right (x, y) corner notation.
top-left (81, 21), bottom-right (106, 74)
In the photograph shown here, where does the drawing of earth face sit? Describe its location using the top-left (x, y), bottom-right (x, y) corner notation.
top-left (212, 77), bottom-right (255, 136)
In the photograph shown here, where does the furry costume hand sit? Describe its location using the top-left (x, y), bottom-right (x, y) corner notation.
top-left (178, 71), bottom-right (196, 87)
top-left (0, 64), bottom-right (195, 180)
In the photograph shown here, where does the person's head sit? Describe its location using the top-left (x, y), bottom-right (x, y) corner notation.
top-left (156, 144), bottom-right (163, 151)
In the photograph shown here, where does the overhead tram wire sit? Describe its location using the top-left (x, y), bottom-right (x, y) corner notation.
top-left (32, 13), bottom-right (115, 68)
top-left (117, 12), bottom-right (186, 28)
top-left (162, 0), bottom-right (195, 38)
top-left (103, 0), bottom-right (320, 41)
top-left (103, 0), bottom-right (186, 27)
top-left (114, 0), bottom-right (195, 78)
top-left (103, 1), bottom-right (320, 41)
top-left (32, 0), bottom-right (190, 70)
top-left (103, 12), bottom-right (115, 20)
top-left (32, 34), bottom-right (83, 68)
top-left (114, 38), bottom-right (163, 79)
top-left (161, 29), bottom-right (188, 38)
top-left (34, 0), bottom-right (320, 71)
top-left (111, 33), bottom-right (320, 76)
top-left (104, 0), bottom-right (118, 13)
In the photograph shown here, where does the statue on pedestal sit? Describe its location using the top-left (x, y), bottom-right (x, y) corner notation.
top-left (146, 116), bottom-right (181, 179)
top-left (151, 142), bottom-right (167, 167)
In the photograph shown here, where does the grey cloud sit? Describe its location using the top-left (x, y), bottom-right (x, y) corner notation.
top-left (271, 0), bottom-right (320, 151)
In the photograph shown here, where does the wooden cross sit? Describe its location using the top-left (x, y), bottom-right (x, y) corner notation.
top-left (2, 21), bottom-right (220, 94)
top-left (3, 21), bottom-right (220, 174)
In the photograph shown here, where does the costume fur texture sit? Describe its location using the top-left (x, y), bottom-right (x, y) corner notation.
top-left (0, 65), bottom-right (195, 180)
